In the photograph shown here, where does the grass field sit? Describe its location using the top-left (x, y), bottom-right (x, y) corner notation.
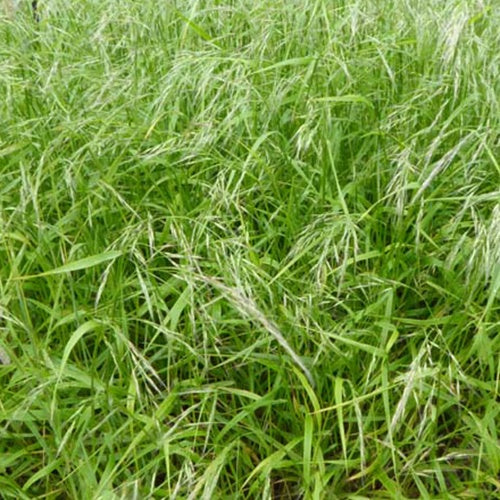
top-left (0, 0), bottom-right (499, 498)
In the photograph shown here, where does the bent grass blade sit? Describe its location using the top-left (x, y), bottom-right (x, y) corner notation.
top-left (14, 251), bottom-right (123, 280)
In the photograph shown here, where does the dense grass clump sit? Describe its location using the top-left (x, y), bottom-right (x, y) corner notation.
top-left (0, 0), bottom-right (498, 497)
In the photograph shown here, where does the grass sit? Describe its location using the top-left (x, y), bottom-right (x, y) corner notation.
top-left (0, 0), bottom-right (498, 497)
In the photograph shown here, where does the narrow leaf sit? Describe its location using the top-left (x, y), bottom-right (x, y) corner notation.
top-left (18, 251), bottom-right (122, 279)
top-left (58, 321), bottom-right (100, 381)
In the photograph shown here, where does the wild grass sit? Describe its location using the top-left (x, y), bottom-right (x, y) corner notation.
top-left (0, 0), bottom-right (498, 498)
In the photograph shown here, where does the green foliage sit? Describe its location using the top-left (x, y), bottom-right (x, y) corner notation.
top-left (0, 0), bottom-right (498, 497)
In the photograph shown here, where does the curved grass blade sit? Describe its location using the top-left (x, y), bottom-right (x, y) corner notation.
top-left (15, 251), bottom-right (123, 279)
